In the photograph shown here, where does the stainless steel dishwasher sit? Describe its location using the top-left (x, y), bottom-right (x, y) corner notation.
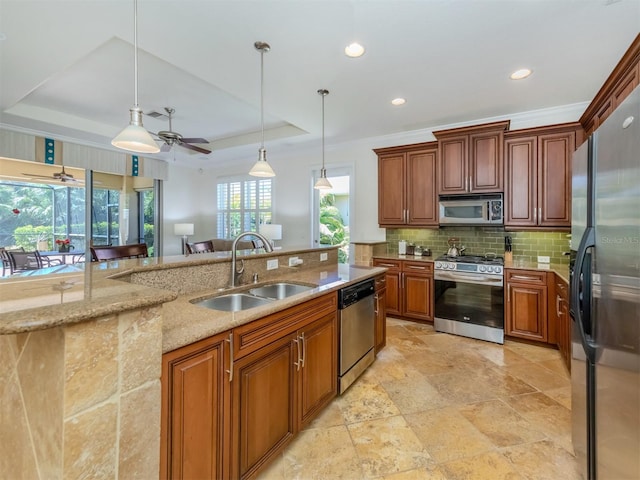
top-left (338, 278), bottom-right (376, 394)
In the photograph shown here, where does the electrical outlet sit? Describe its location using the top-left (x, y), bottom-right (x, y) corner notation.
top-left (266, 259), bottom-right (278, 270)
top-left (289, 257), bottom-right (302, 267)
top-left (320, 252), bottom-right (328, 261)
top-left (537, 255), bottom-right (550, 263)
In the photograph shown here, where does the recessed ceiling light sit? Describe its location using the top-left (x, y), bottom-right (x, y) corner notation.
top-left (510, 68), bottom-right (532, 80)
top-left (391, 98), bottom-right (406, 106)
top-left (344, 42), bottom-right (365, 58)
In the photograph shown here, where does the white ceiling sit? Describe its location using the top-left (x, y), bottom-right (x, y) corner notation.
top-left (1, 0), bottom-right (638, 170)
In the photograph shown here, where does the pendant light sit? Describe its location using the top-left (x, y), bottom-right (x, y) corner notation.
top-left (314, 89), bottom-right (332, 190)
top-left (249, 41), bottom-right (276, 177)
top-left (111, 0), bottom-right (160, 154)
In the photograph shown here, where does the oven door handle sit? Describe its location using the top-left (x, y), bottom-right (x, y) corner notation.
top-left (435, 272), bottom-right (503, 284)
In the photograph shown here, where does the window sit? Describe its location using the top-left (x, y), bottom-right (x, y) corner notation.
top-left (217, 177), bottom-right (272, 238)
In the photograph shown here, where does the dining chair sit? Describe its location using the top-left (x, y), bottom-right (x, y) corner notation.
top-left (90, 243), bottom-right (149, 262)
top-left (185, 240), bottom-right (215, 254)
top-left (7, 250), bottom-right (44, 274)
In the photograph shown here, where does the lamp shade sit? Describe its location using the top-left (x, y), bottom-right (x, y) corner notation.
top-left (259, 224), bottom-right (282, 241)
top-left (174, 223), bottom-right (194, 236)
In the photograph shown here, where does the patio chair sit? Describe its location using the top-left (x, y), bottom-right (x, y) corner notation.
top-left (7, 250), bottom-right (44, 274)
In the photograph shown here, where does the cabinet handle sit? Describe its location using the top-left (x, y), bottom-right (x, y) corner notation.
top-left (467, 175), bottom-right (471, 192)
top-left (374, 293), bottom-right (379, 315)
top-left (556, 295), bottom-right (562, 317)
top-left (375, 278), bottom-right (386, 286)
top-left (510, 275), bottom-right (538, 281)
top-left (293, 336), bottom-right (301, 371)
top-left (507, 285), bottom-right (511, 303)
top-left (225, 332), bottom-right (234, 382)
top-left (538, 207), bottom-right (542, 223)
top-left (533, 207), bottom-right (537, 223)
top-left (300, 332), bottom-right (306, 368)
top-left (407, 265), bottom-right (427, 270)
top-left (378, 263), bottom-right (396, 268)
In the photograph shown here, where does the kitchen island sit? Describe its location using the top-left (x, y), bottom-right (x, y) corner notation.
top-left (0, 246), bottom-right (385, 479)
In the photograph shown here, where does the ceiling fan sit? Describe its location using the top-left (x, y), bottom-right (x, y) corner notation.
top-left (22, 165), bottom-right (83, 183)
top-left (148, 107), bottom-right (211, 154)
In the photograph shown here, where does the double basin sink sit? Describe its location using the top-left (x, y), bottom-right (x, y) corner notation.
top-left (191, 282), bottom-right (314, 312)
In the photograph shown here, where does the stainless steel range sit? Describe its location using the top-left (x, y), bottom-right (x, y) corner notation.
top-left (433, 254), bottom-right (505, 344)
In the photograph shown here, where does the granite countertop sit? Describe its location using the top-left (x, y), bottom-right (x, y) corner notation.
top-left (161, 263), bottom-right (385, 353)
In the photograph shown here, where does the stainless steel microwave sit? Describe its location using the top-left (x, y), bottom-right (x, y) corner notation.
top-left (439, 194), bottom-right (503, 225)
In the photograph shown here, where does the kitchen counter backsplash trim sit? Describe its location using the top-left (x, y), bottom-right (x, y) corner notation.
top-left (386, 227), bottom-right (570, 265)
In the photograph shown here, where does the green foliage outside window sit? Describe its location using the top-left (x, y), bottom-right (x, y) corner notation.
top-left (319, 193), bottom-right (349, 263)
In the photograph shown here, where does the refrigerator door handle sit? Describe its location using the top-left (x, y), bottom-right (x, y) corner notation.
top-left (571, 225), bottom-right (597, 362)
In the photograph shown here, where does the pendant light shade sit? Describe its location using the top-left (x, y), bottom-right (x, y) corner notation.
top-left (249, 41), bottom-right (275, 177)
top-left (111, 0), bottom-right (159, 154)
top-left (314, 89), bottom-right (332, 190)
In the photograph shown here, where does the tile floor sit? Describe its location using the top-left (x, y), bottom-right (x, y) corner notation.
top-left (258, 317), bottom-right (581, 480)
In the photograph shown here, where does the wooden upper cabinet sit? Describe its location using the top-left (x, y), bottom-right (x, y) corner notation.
top-left (580, 34), bottom-right (640, 135)
top-left (377, 153), bottom-right (406, 225)
top-left (434, 120), bottom-right (509, 194)
top-left (504, 123), bottom-right (578, 229)
top-left (375, 143), bottom-right (438, 227)
top-left (538, 131), bottom-right (574, 226)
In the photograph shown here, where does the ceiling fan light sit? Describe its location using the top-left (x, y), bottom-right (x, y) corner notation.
top-left (314, 169), bottom-right (333, 190)
top-left (112, 108), bottom-right (160, 153)
top-left (249, 147), bottom-right (275, 177)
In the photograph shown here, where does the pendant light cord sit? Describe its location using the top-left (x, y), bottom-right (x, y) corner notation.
top-left (321, 91), bottom-right (325, 169)
top-left (133, 0), bottom-right (139, 108)
top-left (260, 48), bottom-right (264, 148)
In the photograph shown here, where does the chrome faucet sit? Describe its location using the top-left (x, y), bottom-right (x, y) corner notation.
top-left (229, 231), bottom-right (274, 287)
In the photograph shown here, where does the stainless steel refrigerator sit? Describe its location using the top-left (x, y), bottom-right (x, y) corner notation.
top-left (571, 86), bottom-right (640, 479)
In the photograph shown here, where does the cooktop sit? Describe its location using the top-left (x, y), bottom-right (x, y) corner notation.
top-left (436, 254), bottom-right (504, 265)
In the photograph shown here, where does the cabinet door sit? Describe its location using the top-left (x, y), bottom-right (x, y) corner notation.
top-left (298, 313), bottom-right (338, 429)
top-left (470, 130), bottom-right (503, 192)
top-left (407, 148), bottom-right (438, 225)
top-left (506, 282), bottom-right (548, 342)
top-left (161, 332), bottom-right (230, 480)
top-left (374, 287), bottom-right (387, 354)
top-left (538, 131), bottom-right (574, 227)
top-left (504, 135), bottom-right (537, 226)
top-left (438, 136), bottom-right (468, 194)
top-left (230, 334), bottom-right (296, 480)
top-left (403, 272), bottom-right (433, 321)
top-left (378, 153), bottom-right (406, 225)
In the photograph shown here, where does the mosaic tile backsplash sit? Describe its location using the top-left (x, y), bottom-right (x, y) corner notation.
top-left (385, 227), bottom-right (571, 265)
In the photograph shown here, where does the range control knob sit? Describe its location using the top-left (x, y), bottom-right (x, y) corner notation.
top-left (448, 263), bottom-right (455, 270)
top-left (479, 265), bottom-right (486, 273)
top-left (435, 262), bottom-right (442, 269)
top-left (487, 266), bottom-right (494, 273)
top-left (495, 266), bottom-right (502, 274)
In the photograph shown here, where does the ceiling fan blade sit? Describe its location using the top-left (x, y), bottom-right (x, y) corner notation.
top-left (178, 142), bottom-right (212, 155)
top-left (180, 137), bottom-right (209, 144)
top-left (23, 172), bottom-right (55, 179)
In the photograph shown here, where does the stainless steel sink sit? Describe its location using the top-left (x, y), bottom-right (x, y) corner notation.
top-left (248, 282), bottom-right (314, 300)
top-left (192, 293), bottom-right (273, 312)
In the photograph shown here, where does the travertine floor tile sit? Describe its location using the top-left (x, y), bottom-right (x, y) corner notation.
top-left (421, 370), bottom-right (497, 405)
top-left (283, 425), bottom-right (363, 480)
top-left (405, 406), bottom-right (495, 463)
top-left (458, 399), bottom-right (546, 448)
top-left (348, 415), bottom-right (433, 478)
top-left (500, 439), bottom-right (582, 480)
top-left (336, 379), bottom-right (400, 424)
top-left (381, 370), bottom-right (449, 414)
top-left (544, 386), bottom-right (572, 410)
top-left (504, 341), bottom-right (562, 362)
top-left (537, 358), bottom-right (570, 378)
top-left (438, 450), bottom-right (524, 480)
top-left (378, 464), bottom-right (449, 480)
top-left (505, 362), bottom-right (571, 391)
top-left (470, 341), bottom-right (531, 367)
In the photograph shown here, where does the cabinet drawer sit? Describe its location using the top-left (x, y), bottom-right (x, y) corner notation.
top-left (374, 274), bottom-right (386, 292)
top-left (233, 293), bottom-right (337, 360)
top-left (555, 277), bottom-right (568, 301)
top-left (401, 261), bottom-right (433, 274)
top-left (373, 259), bottom-right (401, 272)
top-left (506, 269), bottom-right (547, 285)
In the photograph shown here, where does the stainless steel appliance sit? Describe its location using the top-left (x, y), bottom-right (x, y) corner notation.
top-left (439, 194), bottom-right (503, 225)
top-left (338, 278), bottom-right (375, 394)
top-left (571, 87), bottom-right (640, 479)
top-left (434, 254), bottom-right (504, 344)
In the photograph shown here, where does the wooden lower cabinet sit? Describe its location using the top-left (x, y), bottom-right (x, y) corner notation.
top-left (374, 274), bottom-right (387, 354)
top-left (372, 259), bottom-right (433, 322)
top-left (553, 276), bottom-right (571, 372)
top-left (161, 331), bottom-right (231, 480)
top-left (505, 269), bottom-right (548, 342)
top-left (162, 293), bottom-right (338, 480)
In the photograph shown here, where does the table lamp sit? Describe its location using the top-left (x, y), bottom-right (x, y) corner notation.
top-left (174, 223), bottom-right (194, 255)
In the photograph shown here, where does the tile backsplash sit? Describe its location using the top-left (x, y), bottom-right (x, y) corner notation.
top-left (385, 227), bottom-right (571, 264)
